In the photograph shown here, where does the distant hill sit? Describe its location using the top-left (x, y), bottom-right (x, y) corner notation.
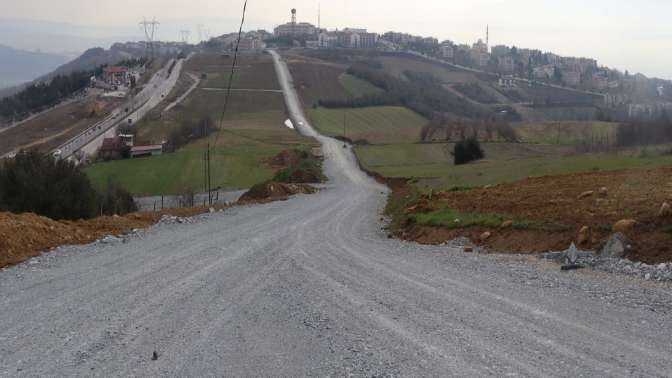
top-left (0, 44), bottom-right (144, 99)
top-left (0, 45), bottom-right (69, 89)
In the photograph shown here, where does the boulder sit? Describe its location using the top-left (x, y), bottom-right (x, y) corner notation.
top-left (480, 232), bottom-right (492, 242)
top-left (598, 187), bottom-right (608, 197)
top-left (659, 202), bottom-right (671, 217)
top-left (578, 191), bottom-right (594, 199)
top-left (577, 226), bottom-right (590, 246)
top-left (601, 233), bottom-right (627, 258)
top-left (564, 243), bottom-right (579, 265)
top-left (500, 220), bottom-right (514, 228)
top-left (613, 219), bottom-right (637, 233)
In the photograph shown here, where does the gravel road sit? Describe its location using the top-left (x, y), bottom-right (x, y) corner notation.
top-left (1, 51), bottom-right (671, 377)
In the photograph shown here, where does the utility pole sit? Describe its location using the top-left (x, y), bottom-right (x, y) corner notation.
top-left (207, 143), bottom-right (212, 206)
top-left (343, 113), bottom-right (347, 148)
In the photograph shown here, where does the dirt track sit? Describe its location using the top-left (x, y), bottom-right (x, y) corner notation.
top-left (0, 51), bottom-right (670, 377)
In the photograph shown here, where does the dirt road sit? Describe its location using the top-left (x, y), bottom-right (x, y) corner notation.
top-left (0, 51), bottom-right (670, 377)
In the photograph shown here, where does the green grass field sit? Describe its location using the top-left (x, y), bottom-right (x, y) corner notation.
top-left (338, 73), bottom-right (384, 97)
top-left (515, 121), bottom-right (619, 145)
top-left (307, 106), bottom-right (428, 144)
top-left (355, 142), bottom-right (672, 190)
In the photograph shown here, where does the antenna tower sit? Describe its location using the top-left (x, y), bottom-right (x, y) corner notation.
top-left (179, 29), bottom-right (191, 44)
top-left (139, 17), bottom-right (160, 57)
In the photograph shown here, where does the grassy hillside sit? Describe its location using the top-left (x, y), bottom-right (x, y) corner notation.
top-left (85, 51), bottom-right (316, 195)
top-left (307, 106), bottom-right (428, 144)
top-left (356, 142), bottom-right (672, 190)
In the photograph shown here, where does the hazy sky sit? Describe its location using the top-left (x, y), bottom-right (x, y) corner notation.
top-left (3, 0), bottom-right (671, 79)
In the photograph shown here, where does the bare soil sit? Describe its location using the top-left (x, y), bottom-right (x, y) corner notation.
top-left (389, 167), bottom-right (672, 263)
top-left (238, 181), bottom-right (317, 203)
top-left (0, 207), bottom-right (215, 269)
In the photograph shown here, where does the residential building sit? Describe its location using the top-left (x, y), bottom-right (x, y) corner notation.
top-left (102, 66), bottom-right (129, 87)
top-left (440, 44), bottom-right (454, 59)
top-left (604, 93), bottom-right (629, 108)
top-left (498, 56), bottom-right (515, 72)
top-left (318, 32), bottom-right (339, 48)
top-left (562, 70), bottom-right (581, 86)
top-left (491, 45), bottom-right (510, 57)
top-left (498, 76), bottom-right (516, 88)
top-left (131, 145), bottom-right (164, 159)
top-left (99, 137), bottom-right (127, 161)
top-left (274, 9), bottom-right (317, 37)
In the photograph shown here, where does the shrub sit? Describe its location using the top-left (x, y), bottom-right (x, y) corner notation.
top-left (0, 151), bottom-right (137, 219)
top-left (98, 178), bottom-right (137, 216)
top-left (0, 150), bottom-right (97, 220)
top-left (453, 137), bottom-right (485, 165)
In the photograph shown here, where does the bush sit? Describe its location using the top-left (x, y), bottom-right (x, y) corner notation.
top-left (98, 178), bottom-right (137, 216)
top-left (0, 151), bottom-right (137, 220)
top-left (453, 138), bottom-right (485, 165)
top-left (0, 150), bottom-right (97, 220)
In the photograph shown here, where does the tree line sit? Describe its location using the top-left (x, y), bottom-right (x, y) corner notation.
top-left (616, 116), bottom-right (672, 147)
top-left (0, 69), bottom-right (95, 121)
top-left (0, 151), bottom-right (136, 220)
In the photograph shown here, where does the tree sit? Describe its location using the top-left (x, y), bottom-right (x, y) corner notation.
top-left (452, 137), bottom-right (485, 165)
top-left (0, 151), bottom-right (97, 220)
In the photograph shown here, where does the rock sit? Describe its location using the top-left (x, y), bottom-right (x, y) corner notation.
top-left (463, 246), bottom-right (474, 253)
top-left (601, 233), bottom-right (627, 258)
top-left (564, 243), bottom-right (579, 265)
top-left (209, 207), bottom-right (216, 213)
top-left (657, 263), bottom-right (667, 270)
top-left (658, 202), bottom-right (671, 217)
top-left (578, 190), bottom-right (594, 199)
top-left (577, 226), bottom-right (590, 245)
top-left (500, 220), bottom-right (513, 228)
top-left (151, 351), bottom-right (159, 361)
top-left (613, 219), bottom-right (637, 233)
top-left (645, 273), bottom-right (652, 280)
top-left (176, 217), bottom-right (185, 224)
top-left (480, 232), bottom-right (492, 242)
top-left (598, 187), bottom-right (608, 197)
top-left (101, 236), bottom-right (122, 245)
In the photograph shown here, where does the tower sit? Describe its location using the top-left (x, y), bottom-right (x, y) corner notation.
top-left (291, 8), bottom-right (297, 24)
top-left (139, 17), bottom-right (160, 58)
top-left (486, 24), bottom-right (489, 51)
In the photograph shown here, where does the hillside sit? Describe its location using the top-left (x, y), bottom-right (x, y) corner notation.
top-left (0, 44), bottom-right (69, 89)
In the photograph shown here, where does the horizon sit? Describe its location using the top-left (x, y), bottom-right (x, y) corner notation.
top-left (1, 0), bottom-right (671, 80)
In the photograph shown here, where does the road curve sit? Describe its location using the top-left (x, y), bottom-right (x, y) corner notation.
top-left (0, 51), bottom-right (671, 377)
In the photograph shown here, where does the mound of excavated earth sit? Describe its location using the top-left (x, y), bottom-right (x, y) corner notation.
top-left (238, 181), bottom-right (317, 203)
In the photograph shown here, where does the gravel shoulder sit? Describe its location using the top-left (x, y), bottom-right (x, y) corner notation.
top-left (0, 51), bottom-right (670, 377)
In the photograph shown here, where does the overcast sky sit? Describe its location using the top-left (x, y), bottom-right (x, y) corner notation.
top-left (3, 0), bottom-right (671, 79)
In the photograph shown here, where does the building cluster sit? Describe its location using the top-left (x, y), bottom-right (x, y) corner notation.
top-left (209, 30), bottom-right (271, 51)
top-left (99, 134), bottom-right (164, 161)
top-left (272, 9), bottom-right (380, 50)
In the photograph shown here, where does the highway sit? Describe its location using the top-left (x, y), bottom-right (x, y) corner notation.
top-left (0, 50), bottom-right (670, 377)
top-left (55, 58), bottom-right (185, 161)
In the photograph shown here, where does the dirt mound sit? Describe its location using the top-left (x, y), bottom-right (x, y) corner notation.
top-left (266, 149), bottom-right (309, 169)
top-left (0, 207), bottom-right (216, 269)
top-left (391, 166), bottom-right (672, 263)
top-left (239, 181), bottom-right (317, 203)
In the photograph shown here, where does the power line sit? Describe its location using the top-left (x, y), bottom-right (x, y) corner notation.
top-left (205, 0), bottom-right (249, 204)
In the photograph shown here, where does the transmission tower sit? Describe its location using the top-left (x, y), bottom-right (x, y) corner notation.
top-left (179, 29), bottom-right (191, 44)
top-left (139, 17), bottom-right (160, 57)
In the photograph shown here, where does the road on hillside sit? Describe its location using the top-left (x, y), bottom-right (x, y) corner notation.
top-left (57, 58), bottom-right (185, 160)
top-left (1, 51), bottom-right (671, 377)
